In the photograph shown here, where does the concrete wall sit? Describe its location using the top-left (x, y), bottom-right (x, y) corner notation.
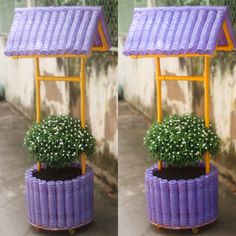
top-left (119, 35), bottom-right (236, 184)
top-left (0, 35), bottom-right (118, 186)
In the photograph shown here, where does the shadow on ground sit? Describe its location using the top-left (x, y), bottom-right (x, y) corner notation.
top-left (0, 102), bottom-right (117, 236)
top-left (118, 101), bottom-right (236, 236)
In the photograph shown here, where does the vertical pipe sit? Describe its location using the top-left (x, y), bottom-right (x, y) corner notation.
top-left (204, 57), bottom-right (210, 173)
top-left (80, 57), bottom-right (86, 175)
top-left (156, 57), bottom-right (162, 170)
top-left (35, 58), bottom-right (41, 171)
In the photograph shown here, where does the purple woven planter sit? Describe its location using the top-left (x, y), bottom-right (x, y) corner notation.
top-left (25, 165), bottom-right (94, 231)
top-left (145, 163), bottom-right (218, 229)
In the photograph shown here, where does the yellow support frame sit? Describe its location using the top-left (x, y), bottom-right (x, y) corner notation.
top-left (34, 56), bottom-right (88, 174)
top-left (154, 56), bottom-right (211, 173)
top-left (10, 20), bottom-right (110, 175)
top-left (131, 20), bottom-right (234, 173)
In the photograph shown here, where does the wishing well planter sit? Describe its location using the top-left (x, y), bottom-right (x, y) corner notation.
top-left (25, 166), bottom-right (94, 230)
top-left (124, 5), bottom-right (235, 234)
top-left (145, 164), bottom-right (218, 231)
top-left (5, 5), bottom-right (111, 234)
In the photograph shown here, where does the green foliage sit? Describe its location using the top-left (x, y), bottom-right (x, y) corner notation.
top-left (24, 115), bottom-right (96, 168)
top-left (144, 115), bottom-right (220, 167)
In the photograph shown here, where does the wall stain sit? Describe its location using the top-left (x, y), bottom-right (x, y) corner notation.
top-left (230, 110), bottom-right (236, 139)
top-left (42, 71), bottom-right (63, 104)
top-left (166, 80), bottom-right (185, 103)
top-left (105, 96), bottom-right (117, 142)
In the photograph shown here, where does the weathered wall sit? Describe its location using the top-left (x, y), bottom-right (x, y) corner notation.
top-left (0, 35), bottom-right (118, 186)
top-left (119, 35), bottom-right (236, 184)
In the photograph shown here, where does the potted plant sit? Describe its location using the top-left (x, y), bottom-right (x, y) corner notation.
top-left (24, 115), bottom-right (96, 233)
top-left (144, 115), bottom-right (220, 233)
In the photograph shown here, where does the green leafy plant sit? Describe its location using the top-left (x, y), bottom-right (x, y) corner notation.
top-left (144, 115), bottom-right (220, 167)
top-left (24, 115), bottom-right (96, 168)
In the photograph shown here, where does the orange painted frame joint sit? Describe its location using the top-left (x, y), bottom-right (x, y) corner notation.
top-left (91, 20), bottom-right (109, 52)
top-left (216, 21), bottom-right (234, 51)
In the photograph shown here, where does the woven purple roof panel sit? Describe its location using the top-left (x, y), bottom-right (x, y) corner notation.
top-left (5, 6), bottom-right (111, 56)
top-left (124, 6), bottom-right (235, 56)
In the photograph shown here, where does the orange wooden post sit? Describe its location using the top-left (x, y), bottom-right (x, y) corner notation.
top-left (204, 56), bottom-right (211, 174)
top-left (80, 57), bottom-right (87, 175)
top-left (156, 57), bottom-right (162, 170)
top-left (35, 58), bottom-right (41, 172)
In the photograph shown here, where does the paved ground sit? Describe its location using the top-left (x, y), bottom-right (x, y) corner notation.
top-left (118, 101), bottom-right (236, 236)
top-left (0, 102), bottom-right (117, 236)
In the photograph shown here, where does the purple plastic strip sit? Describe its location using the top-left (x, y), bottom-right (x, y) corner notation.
top-left (57, 10), bottom-right (75, 54)
top-left (178, 180), bottom-right (188, 226)
top-left (25, 172), bottom-right (31, 221)
top-left (169, 180), bottom-right (179, 226)
top-left (29, 176), bottom-right (36, 224)
top-left (56, 181), bottom-right (65, 228)
top-left (80, 176), bottom-right (86, 223)
top-left (153, 177), bottom-right (163, 224)
top-left (35, 11), bottom-right (52, 54)
top-left (197, 10), bottom-right (217, 54)
top-left (5, 12), bottom-right (21, 56)
top-left (187, 179), bottom-right (197, 226)
top-left (85, 172), bottom-right (90, 221)
top-left (214, 169), bottom-right (219, 218)
top-left (49, 10), bottom-right (66, 54)
top-left (145, 171), bottom-right (152, 221)
top-left (18, 11), bottom-right (35, 54)
top-left (65, 180), bottom-right (74, 228)
top-left (82, 10), bottom-right (100, 54)
top-left (73, 178), bottom-right (81, 226)
top-left (179, 9), bottom-right (198, 54)
top-left (33, 179), bottom-right (42, 226)
top-left (47, 181), bottom-right (57, 228)
top-left (26, 11), bottom-right (43, 54)
top-left (39, 180), bottom-right (49, 227)
top-left (73, 10), bottom-right (92, 54)
top-left (149, 175), bottom-right (156, 222)
top-left (160, 179), bottom-right (171, 225)
top-left (203, 176), bottom-right (210, 222)
top-left (42, 11), bottom-right (59, 54)
top-left (89, 171), bottom-right (94, 219)
top-left (196, 177), bottom-right (204, 225)
top-left (65, 10), bottom-right (84, 54)
top-left (130, 11), bottom-right (148, 55)
top-left (11, 11), bottom-right (28, 54)
top-left (154, 11), bottom-right (173, 53)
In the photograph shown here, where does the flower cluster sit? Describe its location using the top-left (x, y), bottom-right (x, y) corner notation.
top-left (144, 115), bottom-right (220, 167)
top-left (24, 115), bottom-right (96, 168)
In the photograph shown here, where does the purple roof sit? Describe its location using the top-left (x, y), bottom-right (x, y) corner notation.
top-left (124, 6), bottom-right (235, 56)
top-left (5, 6), bottom-right (111, 57)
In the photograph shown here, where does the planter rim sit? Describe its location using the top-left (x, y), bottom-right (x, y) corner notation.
top-left (25, 164), bottom-right (92, 184)
top-left (146, 163), bottom-right (217, 182)
top-left (148, 217), bottom-right (217, 230)
top-left (28, 218), bottom-right (93, 231)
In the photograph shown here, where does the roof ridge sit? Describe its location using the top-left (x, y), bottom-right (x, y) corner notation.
top-left (134, 6), bottom-right (228, 12)
top-left (15, 6), bottom-right (102, 13)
